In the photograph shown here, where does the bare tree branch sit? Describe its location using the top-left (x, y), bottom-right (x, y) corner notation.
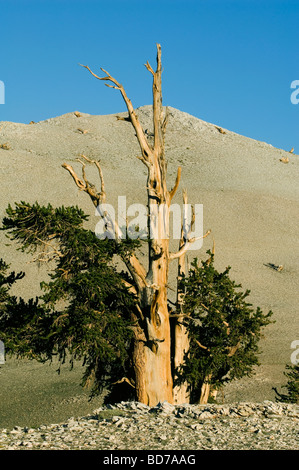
top-left (79, 154), bottom-right (106, 201)
top-left (144, 61), bottom-right (155, 76)
top-left (79, 63), bottom-right (152, 162)
top-left (62, 158), bottom-right (147, 295)
top-left (62, 162), bottom-right (101, 208)
top-left (227, 342), bottom-right (241, 357)
top-left (112, 377), bottom-right (136, 388)
top-left (162, 106), bottom-right (169, 137)
top-left (195, 339), bottom-right (210, 351)
top-left (169, 166), bottom-right (182, 201)
top-left (169, 229), bottom-right (211, 261)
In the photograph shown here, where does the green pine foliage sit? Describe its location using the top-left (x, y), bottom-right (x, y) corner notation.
top-left (0, 258), bottom-right (25, 316)
top-left (274, 364), bottom-right (299, 404)
top-left (1, 203), bottom-right (275, 403)
top-left (0, 202), bottom-right (139, 398)
top-left (175, 252), bottom-right (274, 403)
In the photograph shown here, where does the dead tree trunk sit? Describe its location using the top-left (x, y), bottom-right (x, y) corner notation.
top-left (63, 44), bottom-right (208, 405)
top-left (172, 190), bottom-right (191, 404)
top-left (199, 375), bottom-right (212, 404)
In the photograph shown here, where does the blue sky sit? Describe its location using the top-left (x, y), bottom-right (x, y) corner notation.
top-left (0, 0), bottom-right (299, 152)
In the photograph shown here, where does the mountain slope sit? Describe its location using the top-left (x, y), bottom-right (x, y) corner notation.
top-left (0, 106), bottom-right (298, 426)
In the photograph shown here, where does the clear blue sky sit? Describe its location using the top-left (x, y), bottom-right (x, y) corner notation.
top-left (1, 0), bottom-right (299, 152)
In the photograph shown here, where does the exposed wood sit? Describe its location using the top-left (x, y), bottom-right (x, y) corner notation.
top-left (62, 158), bottom-right (147, 296)
top-left (112, 377), bottom-right (135, 388)
top-left (173, 190), bottom-right (190, 404)
top-left (199, 374), bottom-right (212, 404)
top-left (195, 339), bottom-right (210, 351)
top-left (169, 166), bottom-right (182, 201)
top-left (169, 229), bottom-right (211, 261)
top-left (79, 63), bottom-right (152, 164)
top-left (64, 44), bottom-right (208, 406)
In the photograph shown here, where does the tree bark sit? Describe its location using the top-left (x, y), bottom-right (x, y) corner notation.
top-left (173, 190), bottom-right (191, 404)
top-left (136, 44), bottom-right (173, 405)
top-left (199, 375), bottom-right (212, 404)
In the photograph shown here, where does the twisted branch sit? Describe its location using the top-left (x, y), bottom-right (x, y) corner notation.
top-left (170, 230), bottom-right (211, 261)
top-left (169, 166), bottom-right (182, 202)
top-left (62, 157), bottom-right (147, 295)
top-left (62, 156), bottom-right (106, 208)
top-left (79, 63), bottom-right (151, 164)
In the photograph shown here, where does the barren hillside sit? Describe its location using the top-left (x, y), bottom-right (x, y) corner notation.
top-left (0, 106), bottom-right (298, 428)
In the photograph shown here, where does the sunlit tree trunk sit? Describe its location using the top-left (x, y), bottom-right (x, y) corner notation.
top-left (63, 44), bottom-right (208, 405)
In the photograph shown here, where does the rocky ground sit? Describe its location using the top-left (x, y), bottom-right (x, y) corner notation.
top-left (0, 400), bottom-right (298, 451)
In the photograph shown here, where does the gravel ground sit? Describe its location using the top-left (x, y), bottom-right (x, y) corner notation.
top-left (0, 400), bottom-right (298, 451)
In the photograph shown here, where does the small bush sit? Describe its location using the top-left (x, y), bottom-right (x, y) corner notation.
top-left (176, 252), bottom-right (274, 403)
top-left (0, 143), bottom-right (11, 150)
top-left (274, 363), bottom-right (299, 404)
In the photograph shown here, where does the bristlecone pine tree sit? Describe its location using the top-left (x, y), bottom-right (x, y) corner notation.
top-left (176, 255), bottom-right (273, 403)
top-left (0, 45), bottom-right (273, 405)
top-left (0, 259), bottom-right (24, 317)
top-left (273, 363), bottom-right (299, 404)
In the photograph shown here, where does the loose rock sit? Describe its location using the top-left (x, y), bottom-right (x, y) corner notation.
top-left (0, 401), bottom-right (298, 450)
